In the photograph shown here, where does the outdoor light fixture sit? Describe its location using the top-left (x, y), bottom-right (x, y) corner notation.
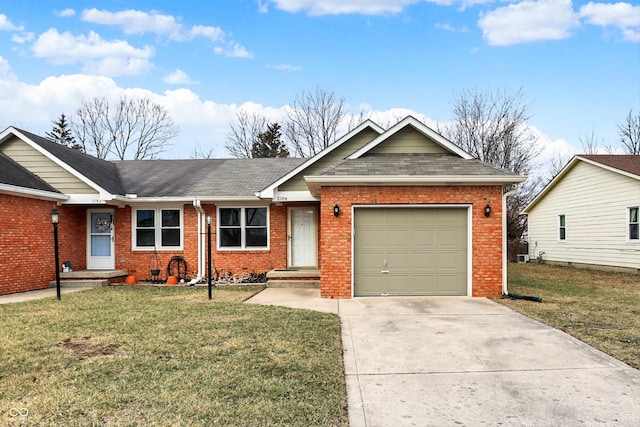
top-left (51, 208), bottom-right (61, 300)
top-left (333, 204), bottom-right (340, 217)
top-left (207, 216), bottom-right (213, 300)
top-left (484, 204), bottom-right (492, 217)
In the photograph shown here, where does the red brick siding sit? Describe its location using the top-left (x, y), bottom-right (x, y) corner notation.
top-left (319, 185), bottom-right (504, 299)
top-left (0, 195), bottom-right (85, 295)
top-left (115, 203), bottom-right (290, 281)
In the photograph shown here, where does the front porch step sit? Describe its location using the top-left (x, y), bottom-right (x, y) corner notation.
top-left (267, 280), bottom-right (320, 289)
top-left (49, 279), bottom-right (109, 288)
top-left (60, 270), bottom-right (128, 280)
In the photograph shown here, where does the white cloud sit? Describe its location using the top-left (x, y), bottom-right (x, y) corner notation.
top-left (478, 0), bottom-right (580, 46)
top-left (435, 22), bottom-right (469, 32)
top-left (81, 8), bottom-right (183, 39)
top-left (266, 0), bottom-right (423, 16)
top-left (11, 32), bottom-right (35, 44)
top-left (56, 8), bottom-right (76, 18)
top-left (163, 69), bottom-right (195, 84)
top-left (267, 63), bottom-right (303, 71)
top-left (579, 2), bottom-right (640, 42)
top-left (214, 43), bottom-right (253, 58)
top-left (0, 14), bottom-right (23, 31)
top-left (81, 8), bottom-right (227, 43)
top-left (31, 29), bottom-right (154, 77)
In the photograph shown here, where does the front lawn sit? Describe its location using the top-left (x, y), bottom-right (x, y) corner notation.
top-left (0, 286), bottom-right (348, 426)
top-left (499, 263), bottom-right (640, 369)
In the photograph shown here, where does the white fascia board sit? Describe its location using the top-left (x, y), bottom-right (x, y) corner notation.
top-left (0, 183), bottom-right (69, 201)
top-left (113, 195), bottom-right (266, 204)
top-left (256, 120), bottom-right (385, 198)
top-left (7, 128), bottom-right (113, 196)
top-left (348, 116), bottom-right (474, 160)
top-left (305, 174), bottom-right (527, 197)
top-left (272, 190), bottom-right (319, 202)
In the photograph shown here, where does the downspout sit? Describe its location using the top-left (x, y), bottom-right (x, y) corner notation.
top-left (502, 184), bottom-right (519, 296)
top-left (193, 199), bottom-right (205, 282)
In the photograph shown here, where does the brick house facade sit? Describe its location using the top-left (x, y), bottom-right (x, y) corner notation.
top-left (0, 116), bottom-right (524, 298)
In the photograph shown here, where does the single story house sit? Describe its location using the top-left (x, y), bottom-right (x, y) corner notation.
top-left (523, 154), bottom-right (640, 272)
top-left (0, 116), bottom-right (525, 298)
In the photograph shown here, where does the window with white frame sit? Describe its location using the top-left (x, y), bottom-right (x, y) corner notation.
top-left (218, 207), bottom-right (268, 249)
top-left (134, 208), bottom-right (182, 249)
top-left (558, 214), bottom-right (566, 241)
top-left (629, 207), bottom-right (639, 240)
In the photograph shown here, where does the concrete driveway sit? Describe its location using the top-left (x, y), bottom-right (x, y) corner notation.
top-left (246, 289), bottom-right (640, 426)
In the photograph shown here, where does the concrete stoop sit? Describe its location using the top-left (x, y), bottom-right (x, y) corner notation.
top-left (266, 269), bottom-right (320, 289)
top-left (49, 270), bottom-right (128, 289)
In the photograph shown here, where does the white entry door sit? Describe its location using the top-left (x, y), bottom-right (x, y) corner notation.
top-left (289, 208), bottom-right (317, 268)
top-left (87, 209), bottom-right (115, 269)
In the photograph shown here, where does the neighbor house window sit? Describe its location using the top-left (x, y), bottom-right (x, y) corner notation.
top-left (558, 214), bottom-right (566, 241)
top-left (218, 207), bottom-right (268, 249)
top-left (134, 208), bottom-right (183, 249)
top-left (629, 207), bottom-right (639, 240)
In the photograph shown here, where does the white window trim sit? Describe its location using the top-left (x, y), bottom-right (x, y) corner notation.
top-left (628, 206), bottom-right (639, 242)
top-left (132, 207), bottom-right (184, 251)
top-left (217, 206), bottom-right (270, 251)
top-left (558, 214), bottom-right (566, 242)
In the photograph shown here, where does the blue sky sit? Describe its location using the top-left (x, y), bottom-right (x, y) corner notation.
top-left (0, 0), bottom-right (638, 165)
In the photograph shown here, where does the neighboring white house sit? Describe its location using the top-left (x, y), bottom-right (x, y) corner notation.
top-left (523, 155), bottom-right (640, 272)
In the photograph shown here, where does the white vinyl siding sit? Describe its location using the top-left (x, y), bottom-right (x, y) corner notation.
top-left (527, 161), bottom-right (640, 269)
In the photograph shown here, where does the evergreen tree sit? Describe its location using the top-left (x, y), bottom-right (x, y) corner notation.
top-left (46, 114), bottom-right (81, 150)
top-left (251, 123), bottom-right (290, 158)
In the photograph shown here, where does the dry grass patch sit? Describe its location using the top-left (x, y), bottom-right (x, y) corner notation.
top-left (0, 286), bottom-right (347, 426)
top-left (498, 263), bottom-right (640, 368)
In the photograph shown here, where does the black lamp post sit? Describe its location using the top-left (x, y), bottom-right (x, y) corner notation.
top-left (207, 216), bottom-right (212, 300)
top-left (51, 208), bottom-right (61, 300)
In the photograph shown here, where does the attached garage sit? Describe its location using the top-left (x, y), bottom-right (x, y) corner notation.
top-left (353, 206), bottom-right (469, 296)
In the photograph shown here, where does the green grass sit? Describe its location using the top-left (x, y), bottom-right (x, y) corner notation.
top-left (0, 286), bottom-right (348, 426)
top-left (498, 263), bottom-right (640, 369)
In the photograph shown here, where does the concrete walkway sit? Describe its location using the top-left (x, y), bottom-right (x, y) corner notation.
top-left (246, 288), bottom-right (640, 426)
top-left (0, 287), bottom-right (93, 304)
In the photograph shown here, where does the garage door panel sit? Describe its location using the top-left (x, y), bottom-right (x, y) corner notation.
top-left (354, 207), bottom-right (468, 297)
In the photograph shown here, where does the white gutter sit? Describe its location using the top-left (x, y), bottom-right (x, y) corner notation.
top-left (0, 183), bottom-right (69, 201)
top-left (502, 184), bottom-right (519, 295)
top-left (192, 199), bottom-right (206, 281)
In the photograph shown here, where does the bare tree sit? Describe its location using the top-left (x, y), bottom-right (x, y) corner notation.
top-left (546, 153), bottom-right (571, 183)
top-left (579, 129), bottom-right (615, 154)
top-left (285, 87), bottom-right (347, 157)
top-left (443, 87), bottom-right (541, 260)
top-left (225, 109), bottom-right (268, 158)
top-left (72, 96), bottom-right (178, 160)
top-left (618, 109), bottom-right (640, 155)
top-left (443, 87), bottom-right (540, 175)
top-left (191, 143), bottom-right (216, 159)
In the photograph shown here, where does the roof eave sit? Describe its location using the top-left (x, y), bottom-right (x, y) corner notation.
top-left (304, 174), bottom-right (527, 197)
top-left (0, 183), bottom-right (69, 201)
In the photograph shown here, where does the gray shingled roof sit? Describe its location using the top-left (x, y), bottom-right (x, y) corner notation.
top-left (115, 158), bottom-right (306, 198)
top-left (0, 151), bottom-right (61, 193)
top-left (317, 153), bottom-right (521, 177)
top-left (17, 128), bottom-right (126, 195)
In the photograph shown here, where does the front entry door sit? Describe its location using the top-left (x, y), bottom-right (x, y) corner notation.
top-left (289, 208), bottom-right (317, 268)
top-left (87, 209), bottom-right (115, 269)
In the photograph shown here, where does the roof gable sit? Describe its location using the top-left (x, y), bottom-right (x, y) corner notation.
top-left (348, 116), bottom-right (473, 160)
top-left (523, 155), bottom-right (640, 213)
top-left (0, 127), bottom-right (125, 196)
top-left (257, 119), bottom-right (384, 198)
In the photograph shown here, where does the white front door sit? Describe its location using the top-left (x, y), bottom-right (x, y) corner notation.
top-left (289, 208), bottom-right (317, 268)
top-left (87, 209), bottom-right (115, 269)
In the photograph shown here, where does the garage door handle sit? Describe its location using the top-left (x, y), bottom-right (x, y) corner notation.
top-left (381, 270), bottom-right (390, 274)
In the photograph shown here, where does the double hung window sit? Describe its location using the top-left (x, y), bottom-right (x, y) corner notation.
top-left (558, 214), bottom-right (566, 241)
top-left (134, 208), bottom-right (182, 249)
top-left (629, 207), bottom-right (639, 241)
top-left (218, 207), bottom-right (268, 249)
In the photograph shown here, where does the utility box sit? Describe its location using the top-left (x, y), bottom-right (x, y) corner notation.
top-left (517, 254), bottom-right (529, 263)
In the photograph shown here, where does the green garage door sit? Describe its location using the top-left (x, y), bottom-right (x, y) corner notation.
top-left (354, 207), bottom-right (468, 296)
